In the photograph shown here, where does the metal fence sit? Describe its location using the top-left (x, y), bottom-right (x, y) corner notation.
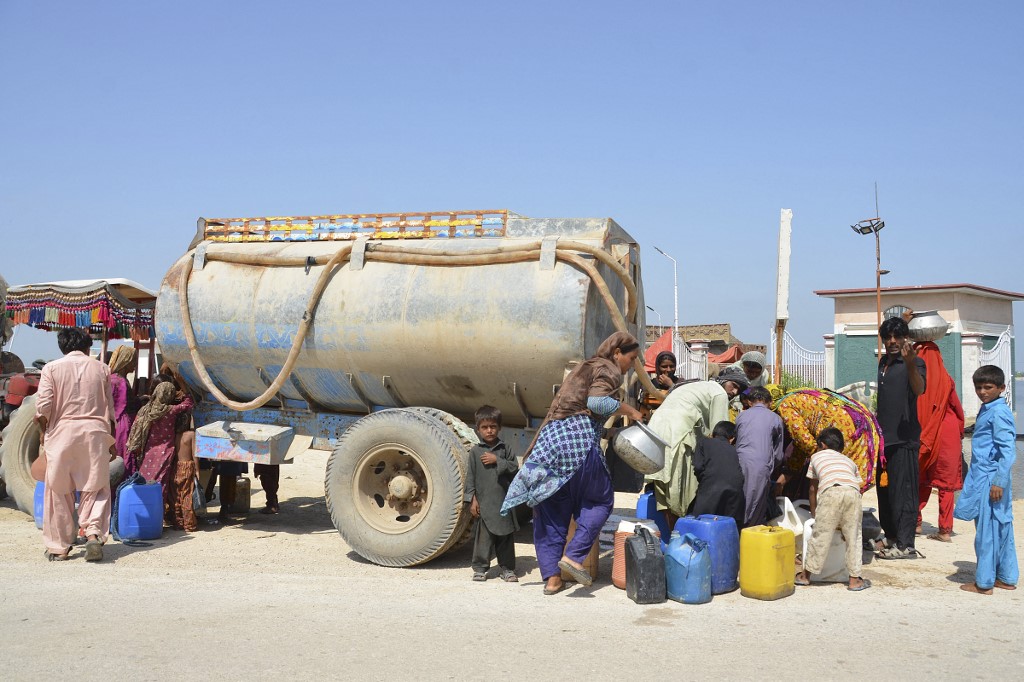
top-left (673, 338), bottom-right (708, 381)
top-left (767, 329), bottom-right (826, 388)
top-left (979, 326), bottom-right (1014, 410)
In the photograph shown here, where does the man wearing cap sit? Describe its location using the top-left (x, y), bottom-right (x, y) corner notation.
top-left (645, 370), bottom-right (749, 527)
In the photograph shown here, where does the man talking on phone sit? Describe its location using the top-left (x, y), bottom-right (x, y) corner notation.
top-left (874, 316), bottom-right (927, 559)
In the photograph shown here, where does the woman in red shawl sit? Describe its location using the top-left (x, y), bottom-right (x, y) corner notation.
top-left (915, 341), bottom-right (965, 542)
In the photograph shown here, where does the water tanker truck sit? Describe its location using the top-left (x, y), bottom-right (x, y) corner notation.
top-left (5, 210), bottom-right (658, 566)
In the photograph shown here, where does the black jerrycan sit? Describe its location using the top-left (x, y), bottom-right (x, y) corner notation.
top-left (625, 525), bottom-right (667, 604)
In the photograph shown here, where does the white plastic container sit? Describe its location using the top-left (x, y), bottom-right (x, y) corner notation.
top-left (768, 497), bottom-right (812, 545)
top-left (801, 517), bottom-right (850, 583)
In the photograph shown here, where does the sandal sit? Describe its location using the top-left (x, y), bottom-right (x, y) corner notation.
top-left (794, 574), bottom-right (811, 587)
top-left (499, 569), bottom-right (518, 583)
top-left (543, 581), bottom-right (565, 595)
top-left (44, 548), bottom-right (70, 562)
top-left (472, 571), bottom-right (487, 582)
top-left (847, 578), bottom-right (872, 592)
top-left (84, 538), bottom-right (104, 562)
top-left (960, 583), bottom-right (993, 595)
top-left (557, 559), bottom-right (593, 587)
top-left (258, 505), bottom-right (280, 515)
top-left (877, 546), bottom-right (918, 560)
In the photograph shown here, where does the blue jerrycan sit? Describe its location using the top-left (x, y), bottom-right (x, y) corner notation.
top-left (674, 514), bottom-right (740, 594)
top-left (664, 532), bottom-right (713, 604)
top-left (636, 489), bottom-right (671, 540)
top-left (116, 480), bottom-right (164, 540)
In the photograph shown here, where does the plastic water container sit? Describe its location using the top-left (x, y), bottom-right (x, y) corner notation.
top-left (34, 481), bottom-right (45, 529)
top-left (224, 475), bottom-right (252, 515)
top-left (801, 517), bottom-right (850, 583)
top-left (665, 532), bottom-right (712, 604)
top-left (625, 526), bottom-right (666, 604)
top-left (768, 497), bottom-right (811, 545)
top-left (739, 525), bottom-right (796, 601)
top-left (674, 514), bottom-right (740, 594)
top-left (636, 491), bottom-right (671, 540)
top-left (34, 483), bottom-right (81, 531)
top-left (117, 481), bottom-right (164, 540)
top-left (612, 519), bottom-right (660, 589)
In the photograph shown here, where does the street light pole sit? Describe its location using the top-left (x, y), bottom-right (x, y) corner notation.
top-left (851, 217), bottom-right (886, 359)
top-left (654, 246), bottom-right (678, 350)
top-left (646, 305), bottom-right (662, 330)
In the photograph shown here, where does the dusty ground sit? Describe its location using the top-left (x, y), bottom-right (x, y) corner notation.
top-left (2, 449), bottom-right (1021, 681)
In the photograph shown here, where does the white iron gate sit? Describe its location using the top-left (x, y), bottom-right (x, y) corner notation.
top-left (979, 327), bottom-right (1014, 410)
top-left (673, 338), bottom-right (708, 381)
top-left (768, 329), bottom-right (826, 388)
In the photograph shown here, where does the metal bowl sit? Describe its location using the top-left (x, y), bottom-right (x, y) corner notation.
top-left (908, 310), bottom-right (949, 342)
top-left (613, 422), bottom-right (668, 475)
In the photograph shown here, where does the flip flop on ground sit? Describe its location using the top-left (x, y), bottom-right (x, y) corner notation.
top-left (557, 559), bottom-right (593, 587)
top-left (848, 578), bottom-right (871, 592)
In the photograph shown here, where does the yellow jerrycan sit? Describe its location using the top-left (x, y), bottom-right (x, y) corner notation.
top-left (739, 525), bottom-right (795, 600)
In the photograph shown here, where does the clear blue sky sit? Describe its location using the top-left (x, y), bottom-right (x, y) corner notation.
top-left (2, 1), bottom-right (1021, 367)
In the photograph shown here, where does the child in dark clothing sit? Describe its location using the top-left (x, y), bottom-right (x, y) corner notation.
top-left (686, 421), bottom-right (746, 531)
top-left (465, 405), bottom-right (520, 582)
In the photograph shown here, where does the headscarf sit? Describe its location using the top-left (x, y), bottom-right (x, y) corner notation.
top-left (740, 350), bottom-right (766, 369)
top-left (546, 331), bottom-right (640, 421)
top-left (653, 351), bottom-right (679, 384)
top-left (716, 368), bottom-right (749, 393)
top-left (108, 345), bottom-right (137, 375)
top-left (126, 382), bottom-right (177, 457)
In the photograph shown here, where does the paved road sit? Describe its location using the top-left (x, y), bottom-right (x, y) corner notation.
top-left (2, 450), bottom-right (1021, 681)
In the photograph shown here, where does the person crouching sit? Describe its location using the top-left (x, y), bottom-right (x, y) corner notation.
top-left (796, 427), bottom-right (869, 591)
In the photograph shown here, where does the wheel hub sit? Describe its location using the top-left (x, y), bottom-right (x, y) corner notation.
top-left (352, 445), bottom-right (432, 534)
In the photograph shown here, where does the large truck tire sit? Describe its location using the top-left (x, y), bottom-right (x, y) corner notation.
top-left (0, 395), bottom-right (41, 514)
top-left (325, 408), bottom-right (471, 567)
top-left (0, 395), bottom-right (126, 515)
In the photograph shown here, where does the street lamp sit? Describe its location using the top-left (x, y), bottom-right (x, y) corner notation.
top-left (850, 217), bottom-right (886, 357)
top-left (646, 305), bottom-right (662, 330)
top-left (653, 246), bottom-right (678, 351)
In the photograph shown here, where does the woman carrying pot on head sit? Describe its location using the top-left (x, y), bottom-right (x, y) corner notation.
top-left (643, 369), bottom-right (749, 530)
top-left (500, 331), bottom-right (644, 595)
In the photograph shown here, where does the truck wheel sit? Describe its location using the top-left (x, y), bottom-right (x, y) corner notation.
top-left (0, 396), bottom-right (40, 514)
top-left (407, 407), bottom-right (476, 551)
top-left (325, 409), bottom-right (470, 567)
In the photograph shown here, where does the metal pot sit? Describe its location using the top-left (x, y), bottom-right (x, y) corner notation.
top-left (908, 310), bottom-right (949, 342)
top-left (612, 422), bottom-right (668, 475)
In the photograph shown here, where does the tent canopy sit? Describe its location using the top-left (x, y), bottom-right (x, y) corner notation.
top-left (5, 278), bottom-right (156, 341)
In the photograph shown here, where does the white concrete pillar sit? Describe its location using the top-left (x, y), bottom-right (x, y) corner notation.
top-left (961, 333), bottom-right (984, 422)
top-left (823, 334), bottom-right (836, 390)
top-left (688, 339), bottom-right (709, 380)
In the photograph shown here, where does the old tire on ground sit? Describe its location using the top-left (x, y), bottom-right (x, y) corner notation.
top-left (0, 396), bottom-right (124, 514)
top-left (0, 395), bottom-right (41, 514)
top-left (325, 408), bottom-right (470, 567)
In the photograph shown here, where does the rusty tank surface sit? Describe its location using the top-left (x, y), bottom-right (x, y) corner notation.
top-left (156, 210), bottom-right (651, 566)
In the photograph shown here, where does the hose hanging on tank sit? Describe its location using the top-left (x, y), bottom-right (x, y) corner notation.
top-left (176, 240), bottom-right (665, 412)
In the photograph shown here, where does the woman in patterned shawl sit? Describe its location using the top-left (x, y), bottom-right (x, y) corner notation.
top-left (501, 331), bottom-right (643, 595)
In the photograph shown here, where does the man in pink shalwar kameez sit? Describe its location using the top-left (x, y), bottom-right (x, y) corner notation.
top-left (34, 327), bottom-right (116, 561)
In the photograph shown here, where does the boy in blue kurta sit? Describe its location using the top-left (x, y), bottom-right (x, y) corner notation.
top-left (953, 365), bottom-right (1018, 594)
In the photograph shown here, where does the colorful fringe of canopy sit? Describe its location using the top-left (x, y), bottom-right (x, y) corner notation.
top-left (774, 388), bottom-right (883, 493)
top-left (5, 286), bottom-right (154, 341)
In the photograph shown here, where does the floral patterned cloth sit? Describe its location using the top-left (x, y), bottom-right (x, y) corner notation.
top-left (774, 389), bottom-right (882, 493)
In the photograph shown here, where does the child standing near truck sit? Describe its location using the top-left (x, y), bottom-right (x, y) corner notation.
top-left (466, 405), bottom-right (519, 582)
top-left (954, 365), bottom-right (1018, 594)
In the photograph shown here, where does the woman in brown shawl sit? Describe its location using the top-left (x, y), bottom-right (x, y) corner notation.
top-left (500, 331), bottom-right (643, 594)
top-left (129, 375), bottom-right (197, 531)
